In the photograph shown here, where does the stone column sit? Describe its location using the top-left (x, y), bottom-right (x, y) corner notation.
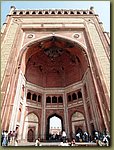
top-left (89, 68), bottom-right (109, 131)
top-left (87, 22), bottom-right (110, 107)
top-left (86, 72), bottom-right (98, 130)
top-left (63, 93), bottom-right (69, 137)
top-left (18, 77), bottom-right (26, 141)
top-left (41, 93), bottom-right (46, 140)
top-left (81, 87), bottom-right (91, 134)
top-left (9, 71), bottom-right (23, 131)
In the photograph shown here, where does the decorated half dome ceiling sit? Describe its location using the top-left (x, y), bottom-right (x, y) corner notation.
top-left (25, 36), bottom-right (88, 87)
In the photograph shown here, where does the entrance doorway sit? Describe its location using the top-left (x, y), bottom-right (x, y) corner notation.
top-left (27, 127), bottom-right (35, 142)
top-left (46, 114), bottom-right (63, 141)
top-left (71, 112), bottom-right (86, 138)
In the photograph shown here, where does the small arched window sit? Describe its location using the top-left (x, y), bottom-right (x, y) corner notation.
top-left (68, 95), bottom-right (71, 102)
top-left (27, 92), bottom-right (31, 99)
top-left (32, 94), bottom-right (37, 101)
top-left (52, 96), bottom-right (57, 103)
top-left (78, 91), bottom-right (82, 99)
top-left (46, 96), bottom-right (51, 103)
top-left (58, 96), bottom-right (63, 103)
top-left (38, 95), bottom-right (41, 102)
top-left (72, 93), bottom-right (77, 100)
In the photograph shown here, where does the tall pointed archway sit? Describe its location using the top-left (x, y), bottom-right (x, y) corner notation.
top-left (46, 113), bottom-right (63, 141)
top-left (11, 35), bottom-right (109, 140)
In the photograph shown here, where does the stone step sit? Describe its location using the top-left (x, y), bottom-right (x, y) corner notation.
top-left (9, 141), bottom-right (97, 146)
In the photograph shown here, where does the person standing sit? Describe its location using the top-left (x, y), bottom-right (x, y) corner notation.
top-left (1, 130), bottom-right (5, 146)
top-left (35, 138), bottom-right (41, 146)
top-left (2, 131), bottom-right (8, 146)
top-left (14, 140), bottom-right (18, 146)
top-left (62, 130), bottom-right (67, 143)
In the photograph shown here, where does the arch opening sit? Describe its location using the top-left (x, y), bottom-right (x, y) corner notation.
top-left (20, 36), bottom-right (88, 88)
top-left (46, 114), bottom-right (63, 141)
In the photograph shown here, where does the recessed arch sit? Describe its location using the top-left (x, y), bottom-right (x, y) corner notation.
top-left (18, 34), bottom-right (88, 67)
top-left (71, 111), bottom-right (86, 138)
top-left (17, 35), bottom-right (90, 88)
top-left (71, 111), bottom-right (84, 121)
top-left (25, 113), bottom-right (38, 122)
top-left (24, 113), bottom-right (39, 142)
top-left (17, 34), bottom-right (90, 88)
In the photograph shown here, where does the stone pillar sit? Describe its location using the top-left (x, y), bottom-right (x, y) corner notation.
top-left (63, 93), bottom-right (69, 137)
top-left (41, 93), bottom-right (46, 140)
top-left (81, 87), bottom-right (91, 134)
top-left (9, 71), bottom-right (23, 131)
top-left (90, 69), bottom-right (109, 131)
top-left (86, 69), bottom-right (103, 131)
top-left (18, 76), bottom-right (26, 141)
top-left (87, 22), bottom-right (110, 106)
top-left (1, 22), bottom-right (18, 81)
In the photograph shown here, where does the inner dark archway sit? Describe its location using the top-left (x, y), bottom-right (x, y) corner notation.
top-left (46, 113), bottom-right (63, 141)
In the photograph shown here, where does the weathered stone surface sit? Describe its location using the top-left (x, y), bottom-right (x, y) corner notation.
top-left (1, 23), bottom-right (18, 80)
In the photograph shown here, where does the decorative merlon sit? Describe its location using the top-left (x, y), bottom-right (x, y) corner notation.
top-left (9, 7), bottom-right (95, 16)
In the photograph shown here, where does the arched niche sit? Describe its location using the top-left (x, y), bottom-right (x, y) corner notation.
top-left (71, 112), bottom-right (86, 138)
top-left (23, 113), bottom-right (39, 142)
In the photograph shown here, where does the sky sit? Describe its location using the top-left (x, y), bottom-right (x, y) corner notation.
top-left (1, 1), bottom-right (110, 33)
top-left (50, 116), bottom-right (62, 129)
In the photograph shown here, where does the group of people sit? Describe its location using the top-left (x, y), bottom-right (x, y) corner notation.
top-left (59, 130), bottom-right (77, 146)
top-left (1, 128), bottom-right (110, 147)
top-left (75, 128), bottom-right (110, 146)
top-left (60, 128), bottom-right (110, 146)
top-left (1, 130), bottom-right (18, 146)
top-left (48, 133), bottom-right (61, 141)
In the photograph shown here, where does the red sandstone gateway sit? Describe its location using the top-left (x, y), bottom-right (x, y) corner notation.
top-left (1, 6), bottom-right (110, 145)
